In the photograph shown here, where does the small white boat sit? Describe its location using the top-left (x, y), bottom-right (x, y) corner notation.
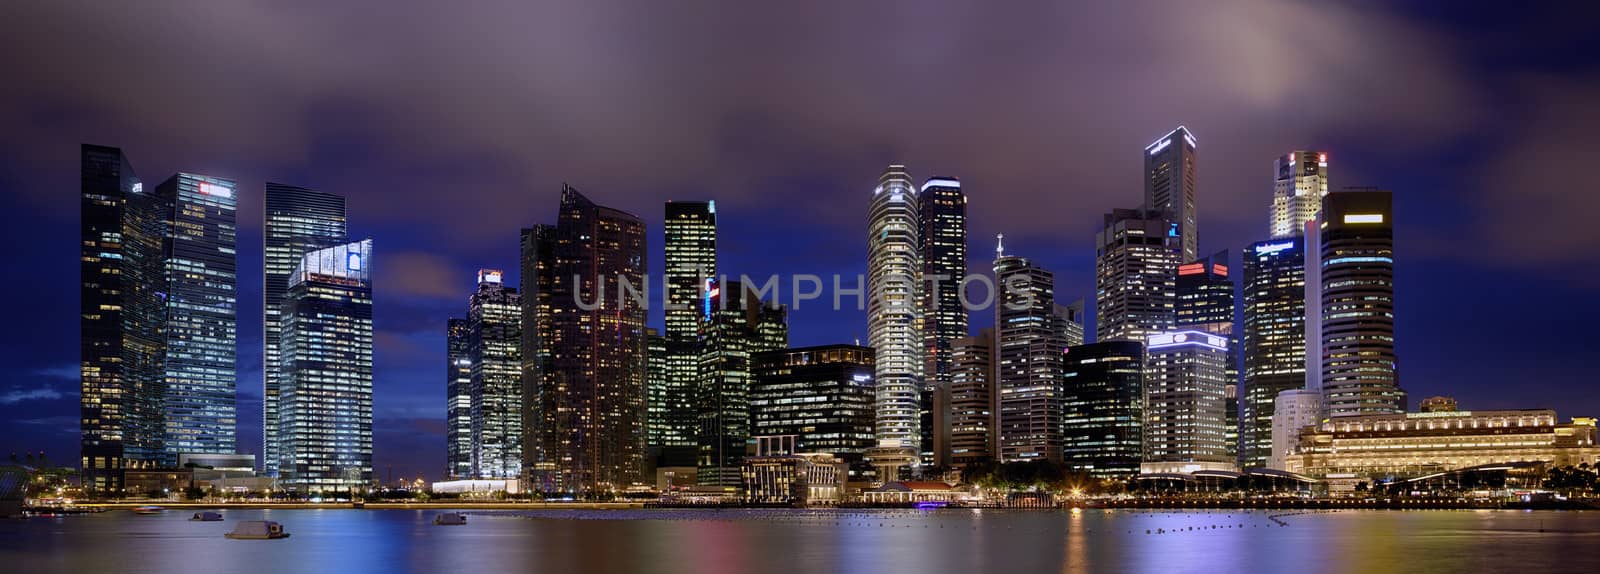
top-left (433, 512), bottom-right (468, 525)
top-left (225, 520), bottom-right (291, 540)
top-left (190, 511), bottom-right (224, 522)
top-left (131, 506), bottom-right (164, 515)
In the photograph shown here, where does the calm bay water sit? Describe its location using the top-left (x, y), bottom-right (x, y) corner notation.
top-left (2, 507), bottom-right (1596, 573)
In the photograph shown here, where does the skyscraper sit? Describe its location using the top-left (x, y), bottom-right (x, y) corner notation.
top-left (1318, 189), bottom-right (1401, 417)
top-left (661, 201), bottom-right (716, 462)
top-left (1142, 330), bottom-right (1233, 473)
top-left (526, 185), bottom-right (648, 493)
top-left (864, 165), bottom-right (923, 479)
top-left (79, 144), bottom-right (165, 493)
top-left (918, 177), bottom-right (966, 468)
top-left (697, 280), bottom-right (789, 486)
top-left (1242, 237), bottom-right (1311, 468)
top-left (750, 345), bottom-right (876, 459)
top-left (468, 269), bottom-right (523, 479)
top-left (1175, 250), bottom-right (1238, 461)
top-left (948, 329), bottom-right (995, 469)
top-left (1144, 126), bottom-right (1199, 263)
top-left (278, 240), bottom-right (373, 493)
top-left (1270, 151), bottom-right (1330, 239)
top-left (645, 327), bottom-right (669, 454)
top-left (994, 244), bottom-right (1070, 464)
top-left (446, 318), bottom-right (472, 479)
top-left (518, 224), bottom-right (553, 482)
top-left (1062, 341), bottom-right (1144, 478)
top-left (263, 183), bottom-right (346, 477)
top-left (155, 173), bottom-right (239, 463)
top-left (1095, 208), bottom-right (1179, 343)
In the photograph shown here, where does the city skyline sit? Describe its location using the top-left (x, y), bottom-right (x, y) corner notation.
top-left (5, 2), bottom-right (1599, 484)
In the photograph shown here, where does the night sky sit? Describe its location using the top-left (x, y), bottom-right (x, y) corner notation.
top-left (2, 1), bottom-right (1597, 482)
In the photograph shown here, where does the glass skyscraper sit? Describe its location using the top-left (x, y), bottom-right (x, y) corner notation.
top-left (1175, 250), bottom-right (1238, 463)
top-left (994, 247), bottom-right (1071, 464)
top-left (918, 177), bottom-right (966, 467)
top-left (79, 144), bottom-right (166, 493)
top-left (750, 345), bottom-right (875, 460)
top-left (1242, 237), bottom-right (1310, 468)
top-left (697, 280), bottom-right (789, 486)
top-left (446, 318), bottom-right (472, 479)
top-left (1062, 341), bottom-right (1144, 478)
top-left (155, 172), bottom-right (239, 464)
top-left (263, 182), bottom-right (346, 477)
top-left (660, 201), bottom-right (716, 464)
top-left (1318, 189), bottom-right (1402, 417)
top-left (1142, 330), bottom-right (1233, 473)
top-left (1144, 126), bottom-right (1199, 264)
top-left (468, 269), bottom-right (523, 479)
top-left (278, 240), bottom-right (373, 493)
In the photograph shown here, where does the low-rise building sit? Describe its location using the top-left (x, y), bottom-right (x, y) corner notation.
top-left (1286, 408), bottom-right (1599, 487)
top-left (740, 435), bottom-right (846, 507)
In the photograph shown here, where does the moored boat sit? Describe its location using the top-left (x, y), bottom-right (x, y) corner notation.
top-left (434, 512), bottom-right (468, 525)
top-left (190, 511), bottom-right (224, 522)
top-left (225, 520), bottom-right (291, 540)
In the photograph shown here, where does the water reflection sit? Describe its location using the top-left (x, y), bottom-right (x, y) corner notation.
top-left (1, 508), bottom-right (1595, 573)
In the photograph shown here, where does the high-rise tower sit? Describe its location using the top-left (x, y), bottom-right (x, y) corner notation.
top-left (1241, 237), bottom-right (1311, 467)
top-left (446, 318), bottom-right (472, 479)
top-left (918, 177), bottom-right (966, 467)
top-left (994, 242), bottom-right (1071, 464)
top-left (696, 280), bottom-right (788, 486)
top-left (1318, 189), bottom-right (1401, 417)
top-left (263, 183), bottom-right (346, 477)
top-left (1144, 126), bottom-right (1199, 263)
top-left (1270, 151), bottom-right (1330, 239)
top-left (468, 269), bottom-right (523, 479)
top-left (865, 165), bottom-right (923, 479)
top-left (1142, 330), bottom-right (1233, 473)
top-left (661, 201), bottom-right (716, 464)
top-left (1062, 341), bottom-right (1144, 478)
top-left (1095, 208), bottom-right (1179, 343)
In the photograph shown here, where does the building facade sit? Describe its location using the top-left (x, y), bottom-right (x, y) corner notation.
top-left (1269, 389), bottom-right (1324, 470)
top-left (994, 248), bottom-right (1071, 464)
top-left (661, 201), bottom-right (716, 462)
top-left (697, 281), bottom-right (789, 486)
top-left (750, 345), bottom-right (875, 460)
top-left (446, 319), bottom-right (472, 479)
top-left (864, 165), bottom-right (924, 478)
top-left (468, 269), bottom-right (523, 479)
top-left (1286, 409), bottom-right (1599, 481)
top-left (1095, 208), bottom-right (1178, 343)
top-left (1242, 236), bottom-right (1310, 468)
top-left (1144, 126), bottom-right (1199, 263)
top-left (79, 145), bottom-right (165, 493)
top-left (948, 329), bottom-right (996, 468)
top-left (1270, 151), bottom-right (1330, 239)
top-left (1062, 341), bottom-right (1145, 478)
top-left (1142, 330), bottom-right (1233, 473)
top-left (918, 177), bottom-right (966, 468)
top-left (1318, 189), bottom-right (1401, 417)
top-left (525, 186), bottom-right (649, 493)
top-left (278, 240), bottom-right (373, 492)
top-left (1176, 250), bottom-right (1238, 462)
top-left (155, 173), bottom-right (240, 464)
top-left (263, 183), bottom-right (346, 477)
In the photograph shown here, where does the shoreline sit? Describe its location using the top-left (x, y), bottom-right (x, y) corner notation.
top-left (56, 499), bottom-right (1597, 512)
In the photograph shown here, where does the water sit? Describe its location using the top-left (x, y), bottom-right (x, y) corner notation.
top-left (2, 508), bottom-right (1596, 573)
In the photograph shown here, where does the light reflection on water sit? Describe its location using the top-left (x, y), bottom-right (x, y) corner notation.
top-left (1, 508), bottom-right (1595, 573)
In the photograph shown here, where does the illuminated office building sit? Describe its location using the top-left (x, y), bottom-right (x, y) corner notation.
top-left (646, 328), bottom-right (670, 454)
top-left (661, 201), bottom-right (716, 463)
top-left (525, 186), bottom-right (648, 493)
top-left (750, 345), bottom-right (875, 459)
top-left (1318, 189), bottom-right (1402, 417)
top-left (278, 240), bottom-right (373, 492)
top-left (263, 182), bottom-right (346, 477)
top-left (918, 177), bottom-right (966, 467)
top-left (1242, 237), bottom-right (1312, 467)
top-left (155, 172), bottom-right (239, 464)
top-left (1095, 208), bottom-right (1178, 343)
top-left (1062, 341), bottom-right (1144, 478)
top-left (446, 318), bottom-right (472, 479)
top-left (697, 280), bottom-right (789, 486)
top-left (864, 165), bottom-right (923, 479)
top-left (948, 329), bottom-right (996, 468)
top-left (1176, 250), bottom-right (1238, 461)
top-left (518, 224), bottom-right (552, 481)
top-left (994, 244), bottom-right (1070, 464)
top-left (1270, 151), bottom-right (1330, 239)
top-left (1144, 126), bottom-right (1199, 263)
top-left (79, 144), bottom-right (165, 493)
top-left (468, 269), bottom-right (523, 479)
top-left (1142, 330), bottom-right (1233, 473)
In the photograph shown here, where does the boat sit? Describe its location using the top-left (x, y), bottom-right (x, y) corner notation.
top-left (433, 512), bottom-right (468, 525)
top-left (131, 506), bottom-right (164, 515)
top-left (225, 521), bottom-right (291, 540)
top-left (190, 511), bottom-right (224, 522)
